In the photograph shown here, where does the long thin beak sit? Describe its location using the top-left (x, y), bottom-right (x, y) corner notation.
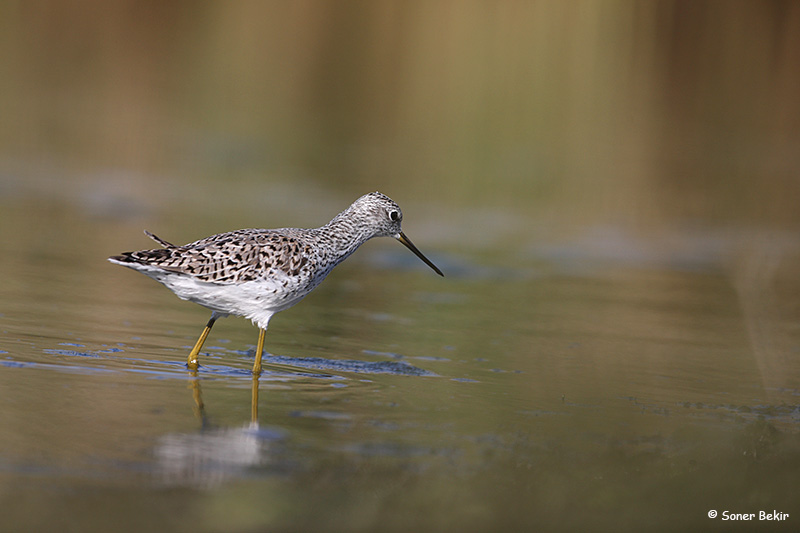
top-left (396, 232), bottom-right (444, 276)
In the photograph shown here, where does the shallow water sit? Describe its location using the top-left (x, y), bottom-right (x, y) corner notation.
top-left (1, 196), bottom-right (799, 532)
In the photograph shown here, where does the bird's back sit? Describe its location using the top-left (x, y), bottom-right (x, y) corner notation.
top-left (109, 228), bottom-right (319, 285)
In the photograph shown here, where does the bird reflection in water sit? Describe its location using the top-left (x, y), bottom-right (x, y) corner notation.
top-left (155, 372), bottom-right (285, 488)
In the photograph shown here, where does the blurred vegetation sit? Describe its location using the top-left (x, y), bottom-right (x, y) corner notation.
top-left (0, 1), bottom-right (798, 227)
top-left (2, 6), bottom-right (800, 530)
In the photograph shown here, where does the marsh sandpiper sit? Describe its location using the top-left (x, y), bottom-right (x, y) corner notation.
top-left (109, 192), bottom-right (443, 373)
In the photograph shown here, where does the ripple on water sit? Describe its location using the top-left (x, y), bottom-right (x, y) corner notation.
top-left (264, 354), bottom-right (438, 377)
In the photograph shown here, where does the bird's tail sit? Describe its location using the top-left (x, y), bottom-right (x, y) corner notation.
top-left (144, 230), bottom-right (175, 248)
top-left (108, 230), bottom-right (176, 265)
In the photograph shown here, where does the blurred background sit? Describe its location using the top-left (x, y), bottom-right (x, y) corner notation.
top-left (2, 3), bottom-right (800, 531)
top-left (2, 1), bottom-right (798, 235)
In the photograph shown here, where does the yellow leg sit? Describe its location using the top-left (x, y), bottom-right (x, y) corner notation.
top-left (187, 315), bottom-right (217, 369)
top-left (253, 327), bottom-right (266, 374)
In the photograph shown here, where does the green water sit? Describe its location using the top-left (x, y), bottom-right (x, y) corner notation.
top-left (1, 196), bottom-right (798, 532)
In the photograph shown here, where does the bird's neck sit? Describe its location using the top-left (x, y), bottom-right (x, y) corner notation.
top-left (314, 211), bottom-right (374, 266)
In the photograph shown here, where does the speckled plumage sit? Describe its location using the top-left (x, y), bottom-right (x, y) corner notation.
top-left (109, 192), bottom-right (443, 373)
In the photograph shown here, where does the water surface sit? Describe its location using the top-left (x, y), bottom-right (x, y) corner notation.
top-left (1, 196), bottom-right (799, 532)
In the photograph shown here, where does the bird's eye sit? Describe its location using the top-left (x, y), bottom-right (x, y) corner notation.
top-left (389, 211), bottom-right (400, 221)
